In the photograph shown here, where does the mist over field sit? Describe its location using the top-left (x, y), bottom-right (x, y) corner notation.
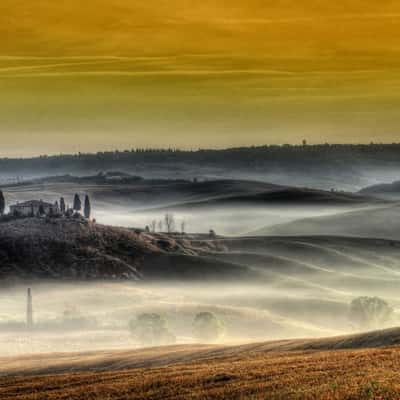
top-left (0, 277), bottom-right (398, 357)
top-left (0, 162), bottom-right (399, 363)
top-left (0, 166), bottom-right (399, 358)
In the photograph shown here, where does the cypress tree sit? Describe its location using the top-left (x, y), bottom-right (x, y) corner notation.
top-left (84, 195), bottom-right (91, 219)
top-left (60, 197), bottom-right (66, 213)
top-left (0, 191), bottom-right (4, 215)
top-left (73, 194), bottom-right (81, 212)
top-left (38, 204), bottom-right (45, 216)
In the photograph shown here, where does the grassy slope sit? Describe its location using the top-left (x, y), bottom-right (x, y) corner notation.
top-left (254, 204), bottom-right (400, 240)
top-left (3, 217), bottom-right (400, 283)
top-left (0, 218), bottom-right (242, 281)
top-left (2, 327), bottom-right (400, 376)
top-left (2, 328), bottom-right (400, 399)
top-left (2, 348), bottom-right (400, 399)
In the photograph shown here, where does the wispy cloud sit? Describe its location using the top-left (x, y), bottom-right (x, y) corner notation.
top-left (1, 69), bottom-right (296, 78)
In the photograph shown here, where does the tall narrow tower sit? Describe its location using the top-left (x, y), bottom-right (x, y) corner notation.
top-left (27, 288), bottom-right (33, 328)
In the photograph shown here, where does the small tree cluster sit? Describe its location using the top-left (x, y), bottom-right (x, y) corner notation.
top-left (129, 311), bottom-right (224, 347)
top-left (148, 214), bottom-right (187, 234)
top-left (59, 194), bottom-right (91, 219)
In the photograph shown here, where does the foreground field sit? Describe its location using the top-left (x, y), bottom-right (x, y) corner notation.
top-left (1, 347), bottom-right (400, 399)
top-left (2, 329), bottom-right (400, 399)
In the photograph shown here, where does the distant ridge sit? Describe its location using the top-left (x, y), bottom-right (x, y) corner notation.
top-left (2, 144), bottom-right (400, 190)
top-left (360, 181), bottom-right (400, 199)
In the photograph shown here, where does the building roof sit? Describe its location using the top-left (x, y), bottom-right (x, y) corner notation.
top-left (11, 200), bottom-right (54, 208)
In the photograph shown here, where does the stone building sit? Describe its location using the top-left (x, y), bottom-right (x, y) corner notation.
top-left (9, 200), bottom-right (59, 216)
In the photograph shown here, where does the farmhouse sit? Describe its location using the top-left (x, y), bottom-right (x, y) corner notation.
top-left (9, 200), bottom-right (59, 217)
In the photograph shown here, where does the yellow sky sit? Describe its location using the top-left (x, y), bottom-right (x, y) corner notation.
top-left (1, 1), bottom-right (400, 156)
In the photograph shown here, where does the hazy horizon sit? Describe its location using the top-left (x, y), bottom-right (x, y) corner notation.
top-left (2, 142), bottom-right (400, 160)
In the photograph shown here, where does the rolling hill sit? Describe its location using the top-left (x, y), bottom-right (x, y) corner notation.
top-left (1, 176), bottom-right (377, 212)
top-left (0, 217), bottom-right (250, 282)
top-left (1, 327), bottom-right (400, 377)
top-left (359, 181), bottom-right (400, 200)
top-left (1, 328), bottom-right (400, 399)
top-left (2, 216), bottom-right (400, 293)
top-left (254, 203), bottom-right (400, 240)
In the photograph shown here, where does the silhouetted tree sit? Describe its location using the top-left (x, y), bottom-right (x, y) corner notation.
top-left (84, 195), bottom-right (91, 219)
top-left (193, 312), bottom-right (224, 342)
top-left (73, 194), bottom-right (81, 212)
top-left (129, 313), bottom-right (175, 346)
top-left (60, 197), bottom-right (66, 213)
top-left (0, 191), bottom-right (5, 215)
top-left (350, 297), bottom-right (393, 330)
top-left (151, 220), bottom-right (157, 233)
top-left (38, 204), bottom-right (45, 216)
top-left (181, 220), bottom-right (186, 235)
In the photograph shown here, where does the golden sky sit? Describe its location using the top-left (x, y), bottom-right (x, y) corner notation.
top-left (1, 1), bottom-right (400, 156)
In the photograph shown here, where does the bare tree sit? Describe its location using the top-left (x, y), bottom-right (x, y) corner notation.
top-left (157, 220), bottom-right (163, 232)
top-left (164, 213), bottom-right (175, 233)
top-left (181, 220), bottom-right (186, 235)
top-left (151, 220), bottom-right (157, 233)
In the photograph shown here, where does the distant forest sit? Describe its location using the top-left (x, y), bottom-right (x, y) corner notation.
top-left (1, 144), bottom-right (400, 173)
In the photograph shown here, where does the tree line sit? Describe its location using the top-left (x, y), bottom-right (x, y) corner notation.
top-left (1, 143), bottom-right (400, 173)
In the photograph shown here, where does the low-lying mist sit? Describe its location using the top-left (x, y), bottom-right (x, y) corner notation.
top-left (0, 279), bottom-right (398, 356)
top-left (93, 205), bottom-right (365, 236)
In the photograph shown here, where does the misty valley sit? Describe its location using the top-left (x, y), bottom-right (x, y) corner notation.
top-left (0, 275), bottom-right (398, 357)
top-left (0, 172), bottom-right (399, 359)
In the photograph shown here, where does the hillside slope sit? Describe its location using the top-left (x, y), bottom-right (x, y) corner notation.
top-left (254, 204), bottom-right (400, 240)
top-left (360, 181), bottom-right (400, 200)
top-left (1, 327), bottom-right (400, 377)
top-left (2, 347), bottom-right (400, 399)
top-left (2, 218), bottom-right (400, 285)
top-left (0, 217), bottom-right (245, 282)
top-left (2, 178), bottom-right (376, 212)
